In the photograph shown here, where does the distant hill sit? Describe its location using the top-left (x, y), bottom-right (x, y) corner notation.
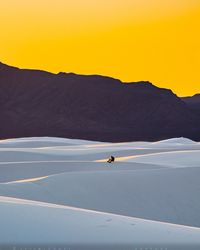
top-left (182, 94), bottom-right (200, 116)
top-left (0, 62), bottom-right (200, 142)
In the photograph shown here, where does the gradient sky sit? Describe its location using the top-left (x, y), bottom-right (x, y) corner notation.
top-left (1, 0), bottom-right (200, 96)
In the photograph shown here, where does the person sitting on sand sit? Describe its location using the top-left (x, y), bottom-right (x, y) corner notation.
top-left (107, 155), bottom-right (115, 163)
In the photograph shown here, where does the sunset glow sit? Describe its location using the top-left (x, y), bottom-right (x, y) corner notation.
top-left (1, 0), bottom-right (200, 96)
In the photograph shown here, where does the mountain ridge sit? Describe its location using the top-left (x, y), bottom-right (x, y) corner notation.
top-left (0, 62), bottom-right (200, 142)
top-left (0, 62), bottom-right (174, 91)
top-left (181, 94), bottom-right (200, 116)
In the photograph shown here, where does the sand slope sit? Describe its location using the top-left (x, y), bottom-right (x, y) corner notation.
top-left (1, 196), bottom-right (200, 250)
top-left (0, 137), bottom-right (200, 248)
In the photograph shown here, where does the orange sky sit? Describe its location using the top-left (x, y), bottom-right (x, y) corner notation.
top-left (1, 0), bottom-right (200, 96)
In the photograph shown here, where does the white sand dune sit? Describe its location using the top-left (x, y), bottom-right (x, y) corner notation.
top-left (0, 196), bottom-right (200, 249)
top-left (127, 150), bottom-right (200, 167)
top-left (1, 165), bottom-right (200, 227)
top-left (0, 161), bottom-right (163, 183)
top-left (0, 136), bottom-right (99, 147)
top-left (0, 136), bottom-right (200, 248)
top-left (152, 137), bottom-right (196, 145)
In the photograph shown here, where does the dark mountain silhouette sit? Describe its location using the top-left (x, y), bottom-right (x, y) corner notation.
top-left (0, 62), bottom-right (200, 142)
top-left (182, 94), bottom-right (200, 116)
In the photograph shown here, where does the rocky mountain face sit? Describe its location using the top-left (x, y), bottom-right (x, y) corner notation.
top-left (0, 62), bottom-right (200, 142)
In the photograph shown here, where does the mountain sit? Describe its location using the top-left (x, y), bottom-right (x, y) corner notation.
top-left (182, 94), bottom-right (200, 116)
top-left (0, 62), bottom-right (200, 142)
top-left (182, 94), bottom-right (200, 103)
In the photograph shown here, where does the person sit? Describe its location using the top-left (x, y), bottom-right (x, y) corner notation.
top-left (107, 155), bottom-right (115, 163)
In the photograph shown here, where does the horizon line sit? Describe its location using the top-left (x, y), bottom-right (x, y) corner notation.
top-left (0, 61), bottom-right (198, 98)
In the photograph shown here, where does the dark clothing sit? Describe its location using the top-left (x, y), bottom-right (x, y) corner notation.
top-left (107, 156), bottom-right (115, 163)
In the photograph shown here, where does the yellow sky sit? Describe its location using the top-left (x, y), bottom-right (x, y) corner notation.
top-left (1, 0), bottom-right (200, 96)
